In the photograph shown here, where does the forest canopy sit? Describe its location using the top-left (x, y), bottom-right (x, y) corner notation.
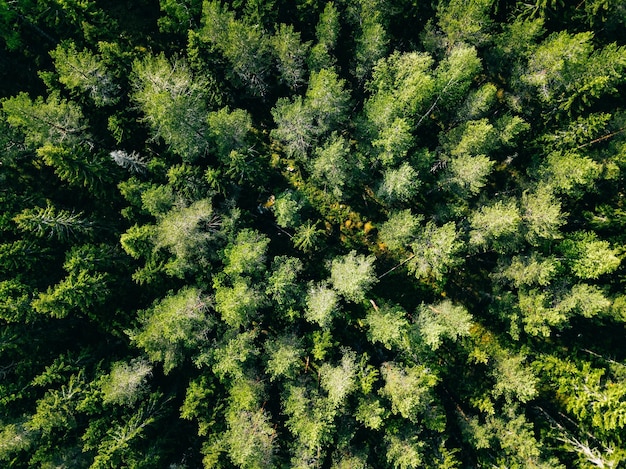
top-left (1, 0), bottom-right (626, 467)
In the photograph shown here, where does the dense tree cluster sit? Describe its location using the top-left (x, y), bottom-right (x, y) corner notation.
top-left (1, 0), bottom-right (626, 467)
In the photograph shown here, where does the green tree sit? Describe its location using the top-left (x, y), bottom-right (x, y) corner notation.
top-left (265, 256), bottom-right (304, 313)
top-left (272, 191), bottom-right (303, 228)
top-left (224, 408), bottom-right (275, 469)
top-left (521, 184), bottom-right (566, 245)
top-left (558, 232), bottom-right (621, 279)
top-left (469, 199), bottom-right (522, 253)
top-left (416, 300), bottom-right (473, 351)
top-left (13, 204), bottom-right (93, 241)
top-left (50, 42), bottom-right (120, 106)
top-left (408, 221), bottom-right (463, 282)
top-left (270, 23), bottom-right (309, 90)
top-left (158, 0), bottom-right (202, 34)
top-left (379, 362), bottom-right (438, 422)
top-left (305, 283), bottom-right (339, 328)
top-left (132, 54), bottom-right (211, 160)
top-left (311, 135), bottom-right (355, 200)
top-left (364, 301), bottom-right (409, 350)
top-left (372, 117), bottom-right (414, 166)
top-left (207, 106), bottom-right (253, 162)
top-left (437, 0), bottom-right (494, 47)
top-left (306, 68), bottom-right (351, 130)
top-left (292, 221), bottom-right (324, 253)
top-left (130, 287), bottom-right (213, 374)
top-left (308, 2), bottom-right (340, 71)
top-left (214, 277), bottom-right (265, 329)
top-left (283, 383), bottom-right (337, 463)
top-left (319, 349), bottom-right (358, 406)
top-left (0, 279), bottom-right (35, 323)
top-left (377, 209), bottom-right (422, 252)
top-left (222, 229), bottom-right (269, 279)
top-left (330, 251), bottom-right (377, 303)
top-left (31, 269), bottom-right (109, 319)
top-left (154, 199), bottom-right (220, 277)
top-left (522, 31), bottom-right (626, 113)
top-left (100, 359), bottom-right (152, 407)
top-left (2, 91), bottom-right (88, 149)
top-left (264, 334), bottom-right (303, 381)
top-left (200, 0), bottom-right (271, 96)
top-left (377, 162), bottom-right (421, 204)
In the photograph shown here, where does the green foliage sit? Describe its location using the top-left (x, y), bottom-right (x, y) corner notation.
top-left (437, 0), bottom-right (494, 47)
top-left (385, 432), bottom-right (424, 469)
top-left (131, 287), bottom-right (213, 374)
top-left (372, 117), bottom-right (413, 166)
top-left (309, 2), bottom-right (340, 71)
top-left (311, 135), bottom-right (354, 200)
top-left (305, 283), bottom-right (339, 328)
top-left (457, 83), bottom-right (498, 121)
top-left (445, 154), bottom-right (494, 197)
top-left (2, 91), bottom-right (88, 149)
top-left (271, 96), bottom-right (316, 158)
top-left (521, 184), bottom-right (566, 245)
top-left (432, 44), bottom-right (482, 116)
top-left (132, 54), bottom-right (211, 160)
top-left (3, 2), bottom-right (626, 467)
top-left (271, 23), bottom-right (309, 90)
top-left (519, 283), bottom-right (611, 336)
top-left (265, 334), bottom-right (303, 381)
top-left (101, 359), bottom-right (152, 406)
top-left (154, 199), bottom-right (219, 277)
top-left (214, 277), bottom-right (264, 329)
top-left (377, 162), bottom-right (420, 204)
top-left (523, 31), bottom-right (626, 113)
top-left (0, 420), bottom-right (32, 462)
top-left (272, 191), bottom-right (303, 228)
top-left (353, 4), bottom-right (388, 82)
top-left (158, 0), bottom-right (202, 33)
top-left (355, 396), bottom-right (386, 430)
top-left (283, 384), bottom-right (336, 459)
top-left (36, 143), bottom-right (113, 193)
top-left (538, 151), bottom-right (602, 195)
top-left (496, 253), bottom-right (560, 288)
top-left (306, 68), bottom-right (351, 132)
top-left (201, 0), bottom-right (272, 96)
top-left (292, 221), bottom-right (324, 253)
top-left (207, 106), bottom-right (253, 161)
top-left (330, 251), bottom-right (377, 303)
top-left (559, 232), bottom-right (621, 279)
top-left (378, 209), bottom-right (422, 252)
top-left (416, 300), bottom-right (473, 351)
top-left (0, 279), bottom-right (35, 323)
top-left (211, 330), bottom-right (259, 381)
top-left (222, 229), bottom-right (269, 278)
top-left (469, 198), bottom-right (523, 253)
top-left (364, 301), bottom-right (409, 350)
top-left (491, 353), bottom-right (537, 403)
top-left (319, 349), bottom-right (358, 406)
top-left (141, 185), bottom-right (176, 217)
top-left (465, 405), bottom-right (560, 468)
top-left (379, 362), bottom-right (438, 422)
top-left (265, 256), bottom-right (303, 311)
top-left (50, 42), bottom-right (120, 106)
top-left (88, 393), bottom-right (164, 469)
top-left (32, 269), bottom-right (109, 319)
top-left (408, 221), bottom-right (463, 282)
top-left (224, 408), bottom-right (275, 468)
top-left (366, 51), bottom-right (435, 130)
top-left (120, 224), bottom-right (156, 260)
